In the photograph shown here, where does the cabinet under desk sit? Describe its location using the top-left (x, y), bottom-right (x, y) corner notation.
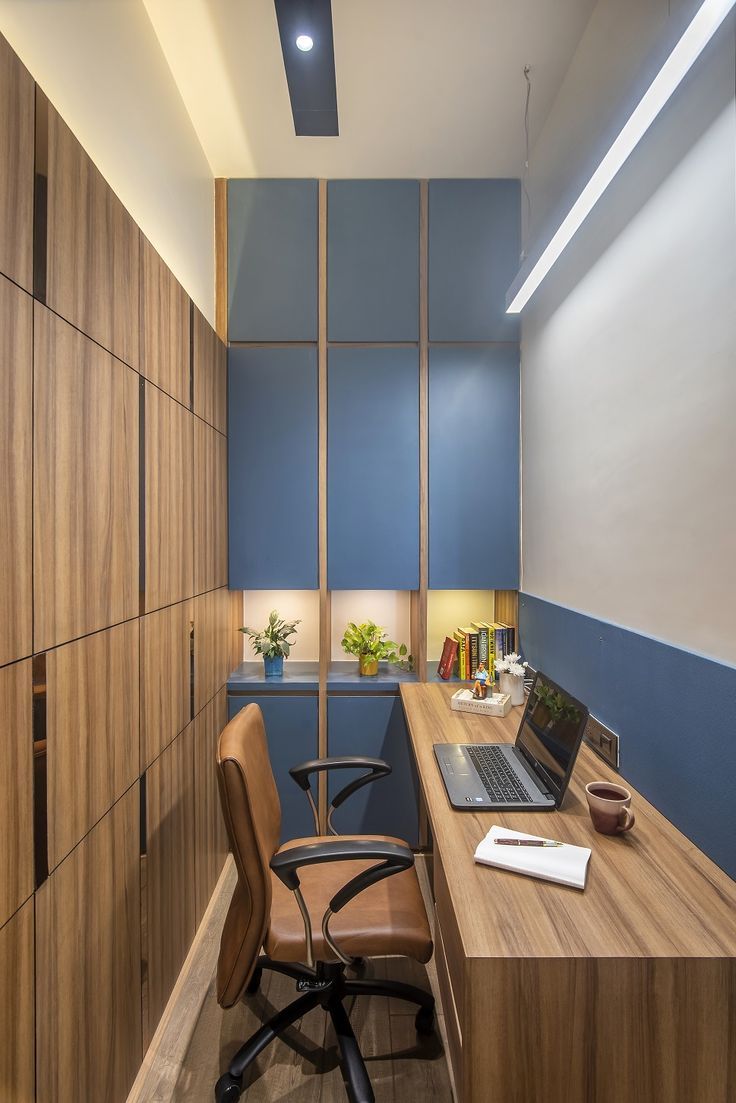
top-left (400, 682), bottom-right (736, 1103)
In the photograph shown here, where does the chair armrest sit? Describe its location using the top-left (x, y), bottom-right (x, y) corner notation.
top-left (270, 839), bottom-right (415, 967)
top-left (288, 757), bottom-right (392, 835)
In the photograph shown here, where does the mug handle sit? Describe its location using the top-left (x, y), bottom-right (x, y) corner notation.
top-left (616, 806), bottom-right (635, 833)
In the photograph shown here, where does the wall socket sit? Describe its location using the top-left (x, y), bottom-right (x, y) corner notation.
top-left (583, 715), bottom-right (620, 769)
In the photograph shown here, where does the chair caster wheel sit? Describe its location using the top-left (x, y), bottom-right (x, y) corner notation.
top-left (415, 1006), bottom-right (435, 1036)
top-left (245, 966), bottom-right (262, 995)
top-left (215, 1072), bottom-right (242, 1102)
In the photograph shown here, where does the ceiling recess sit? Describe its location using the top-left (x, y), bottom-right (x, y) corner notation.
top-left (274, 0), bottom-right (339, 136)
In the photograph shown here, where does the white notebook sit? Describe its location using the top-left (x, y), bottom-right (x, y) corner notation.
top-left (474, 825), bottom-right (591, 890)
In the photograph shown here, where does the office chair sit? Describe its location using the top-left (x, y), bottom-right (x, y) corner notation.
top-left (214, 703), bottom-right (435, 1103)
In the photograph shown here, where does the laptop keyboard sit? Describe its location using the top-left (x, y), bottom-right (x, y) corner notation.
top-left (466, 745), bottom-right (533, 803)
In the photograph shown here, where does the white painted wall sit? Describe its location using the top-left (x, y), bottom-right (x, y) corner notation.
top-left (521, 2), bottom-right (736, 664)
top-left (0, 0), bottom-right (215, 323)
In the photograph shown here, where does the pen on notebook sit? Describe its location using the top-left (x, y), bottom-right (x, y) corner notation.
top-left (493, 838), bottom-right (563, 847)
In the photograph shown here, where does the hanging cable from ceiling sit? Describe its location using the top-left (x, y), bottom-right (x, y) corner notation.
top-left (521, 64), bottom-right (532, 262)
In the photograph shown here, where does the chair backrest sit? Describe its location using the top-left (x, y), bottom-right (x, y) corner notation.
top-left (216, 703), bottom-right (282, 1008)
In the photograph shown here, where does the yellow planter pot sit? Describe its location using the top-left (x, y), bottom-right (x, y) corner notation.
top-left (358, 655), bottom-right (379, 677)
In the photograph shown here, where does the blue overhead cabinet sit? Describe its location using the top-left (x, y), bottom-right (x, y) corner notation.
top-left (229, 347), bottom-right (318, 588)
top-left (228, 179), bottom-right (318, 341)
top-left (328, 347), bottom-right (420, 590)
top-left (226, 694), bottom-right (318, 843)
top-left (327, 180), bottom-right (420, 341)
top-left (327, 696), bottom-right (419, 845)
top-left (428, 345), bottom-right (520, 589)
top-left (428, 179), bottom-right (520, 342)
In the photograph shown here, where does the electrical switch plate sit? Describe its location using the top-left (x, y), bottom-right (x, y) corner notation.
top-left (583, 714), bottom-right (619, 769)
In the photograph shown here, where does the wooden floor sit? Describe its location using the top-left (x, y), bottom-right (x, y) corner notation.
top-left (129, 857), bottom-right (453, 1103)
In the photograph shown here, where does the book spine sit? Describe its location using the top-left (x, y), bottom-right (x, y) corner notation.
top-left (473, 623), bottom-right (488, 668)
top-left (494, 624), bottom-right (505, 662)
top-left (453, 631), bottom-right (465, 679)
top-left (468, 632), bottom-right (479, 678)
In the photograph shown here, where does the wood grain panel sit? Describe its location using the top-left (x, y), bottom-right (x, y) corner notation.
top-left (193, 587), bottom-right (232, 714)
top-left (36, 785), bottom-right (142, 1103)
top-left (145, 383), bottom-right (194, 612)
top-left (46, 104), bottom-right (139, 367)
top-left (194, 417), bottom-right (227, 595)
top-left (193, 305), bottom-right (227, 434)
top-left (0, 33), bottom-right (33, 290)
top-left (46, 621), bottom-right (140, 870)
top-left (214, 178), bottom-right (228, 342)
top-left (144, 724), bottom-right (196, 1046)
top-left (140, 236), bottom-right (190, 407)
top-left (494, 589), bottom-right (518, 626)
top-left (0, 275), bottom-right (32, 666)
top-left (34, 305), bottom-right (139, 651)
top-left (230, 588), bottom-right (244, 671)
top-left (0, 660), bottom-right (33, 928)
top-left (193, 688), bottom-right (229, 925)
top-left (0, 898), bottom-right (35, 1103)
top-left (140, 599), bottom-right (193, 770)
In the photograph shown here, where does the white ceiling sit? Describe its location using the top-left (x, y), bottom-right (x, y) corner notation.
top-left (143, 0), bottom-right (597, 179)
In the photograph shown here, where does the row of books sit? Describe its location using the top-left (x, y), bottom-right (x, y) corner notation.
top-left (437, 621), bottom-right (517, 681)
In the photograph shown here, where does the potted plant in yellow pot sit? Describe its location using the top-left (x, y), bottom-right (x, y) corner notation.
top-left (341, 621), bottom-right (413, 677)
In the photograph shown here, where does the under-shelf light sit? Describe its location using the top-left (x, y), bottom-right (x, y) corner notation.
top-left (506, 0), bottom-right (735, 314)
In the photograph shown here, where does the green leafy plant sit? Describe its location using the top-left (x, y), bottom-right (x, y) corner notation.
top-left (340, 621), bottom-right (413, 671)
top-left (241, 610), bottom-right (300, 659)
top-left (533, 681), bottom-right (580, 724)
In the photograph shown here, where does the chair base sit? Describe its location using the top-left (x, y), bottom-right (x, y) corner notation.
top-left (215, 957), bottom-right (435, 1103)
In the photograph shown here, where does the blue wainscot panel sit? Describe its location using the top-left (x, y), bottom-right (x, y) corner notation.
top-left (328, 348), bottom-right (419, 589)
top-left (327, 696), bottom-right (419, 845)
top-left (519, 592), bottom-right (736, 880)
top-left (229, 347), bottom-right (318, 588)
top-left (327, 180), bottom-right (419, 341)
top-left (228, 179), bottom-right (318, 341)
top-left (227, 694), bottom-right (318, 843)
top-left (428, 345), bottom-right (519, 589)
top-left (428, 179), bottom-right (520, 342)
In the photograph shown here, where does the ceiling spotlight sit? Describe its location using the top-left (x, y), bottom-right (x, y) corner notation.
top-left (295, 34), bottom-right (313, 51)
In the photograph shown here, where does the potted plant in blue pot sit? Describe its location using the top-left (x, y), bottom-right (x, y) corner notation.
top-left (241, 610), bottom-right (300, 678)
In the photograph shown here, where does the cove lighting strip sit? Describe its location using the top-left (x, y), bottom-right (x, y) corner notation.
top-left (506, 0), bottom-right (736, 314)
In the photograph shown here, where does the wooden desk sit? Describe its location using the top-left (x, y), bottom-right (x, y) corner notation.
top-left (401, 683), bottom-right (736, 1103)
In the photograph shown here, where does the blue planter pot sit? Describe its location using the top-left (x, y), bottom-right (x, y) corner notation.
top-left (263, 654), bottom-right (284, 678)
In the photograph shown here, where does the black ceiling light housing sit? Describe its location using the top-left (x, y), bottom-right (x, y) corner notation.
top-left (274, 0), bottom-right (339, 136)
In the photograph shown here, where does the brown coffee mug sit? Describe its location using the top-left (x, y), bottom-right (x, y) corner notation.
top-left (585, 781), bottom-right (635, 836)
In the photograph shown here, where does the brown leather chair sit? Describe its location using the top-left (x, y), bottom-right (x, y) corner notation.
top-left (214, 703), bottom-right (434, 1103)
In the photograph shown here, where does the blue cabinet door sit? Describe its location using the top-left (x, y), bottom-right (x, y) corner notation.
top-left (428, 345), bottom-right (520, 589)
top-left (327, 180), bottom-right (419, 341)
top-left (228, 179), bottom-right (318, 341)
top-left (227, 695), bottom-right (318, 843)
top-left (229, 347), bottom-right (318, 589)
top-left (327, 696), bottom-right (418, 845)
top-left (328, 348), bottom-right (419, 589)
top-left (428, 179), bottom-right (520, 342)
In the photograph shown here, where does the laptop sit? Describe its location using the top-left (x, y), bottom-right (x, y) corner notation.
top-left (434, 671), bottom-right (589, 811)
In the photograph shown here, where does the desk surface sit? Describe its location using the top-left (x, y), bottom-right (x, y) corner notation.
top-left (401, 683), bottom-right (736, 962)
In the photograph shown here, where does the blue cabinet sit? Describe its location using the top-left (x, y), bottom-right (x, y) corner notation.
top-left (327, 696), bottom-right (418, 845)
top-left (428, 179), bottom-right (520, 342)
top-left (227, 695), bottom-right (318, 843)
top-left (428, 345), bottom-right (519, 589)
top-left (328, 348), bottom-right (419, 589)
top-left (327, 180), bottom-right (419, 341)
top-left (229, 347), bottom-right (318, 589)
top-left (228, 179), bottom-right (318, 341)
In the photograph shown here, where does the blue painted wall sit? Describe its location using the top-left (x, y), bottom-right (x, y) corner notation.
top-left (327, 695), bottom-right (419, 845)
top-left (228, 179), bottom-right (318, 341)
top-left (328, 347), bottom-right (419, 589)
top-left (227, 694), bottom-right (318, 843)
top-left (519, 592), bottom-right (736, 879)
top-left (428, 179), bottom-right (520, 342)
top-left (327, 180), bottom-right (419, 341)
top-left (229, 347), bottom-right (318, 588)
top-left (428, 345), bottom-right (520, 589)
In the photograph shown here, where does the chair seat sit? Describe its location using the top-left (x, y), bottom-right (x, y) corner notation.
top-left (265, 835), bottom-right (433, 965)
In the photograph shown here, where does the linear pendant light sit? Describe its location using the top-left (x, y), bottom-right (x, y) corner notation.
top-left (506, 0), bottom-right (735, 314)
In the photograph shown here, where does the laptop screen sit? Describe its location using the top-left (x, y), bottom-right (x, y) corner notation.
top-left (515, 672), bottom-right (589, 802)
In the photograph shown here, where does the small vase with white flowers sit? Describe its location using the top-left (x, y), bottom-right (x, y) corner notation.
top-left (494, 653), bottom-right (528, 706)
